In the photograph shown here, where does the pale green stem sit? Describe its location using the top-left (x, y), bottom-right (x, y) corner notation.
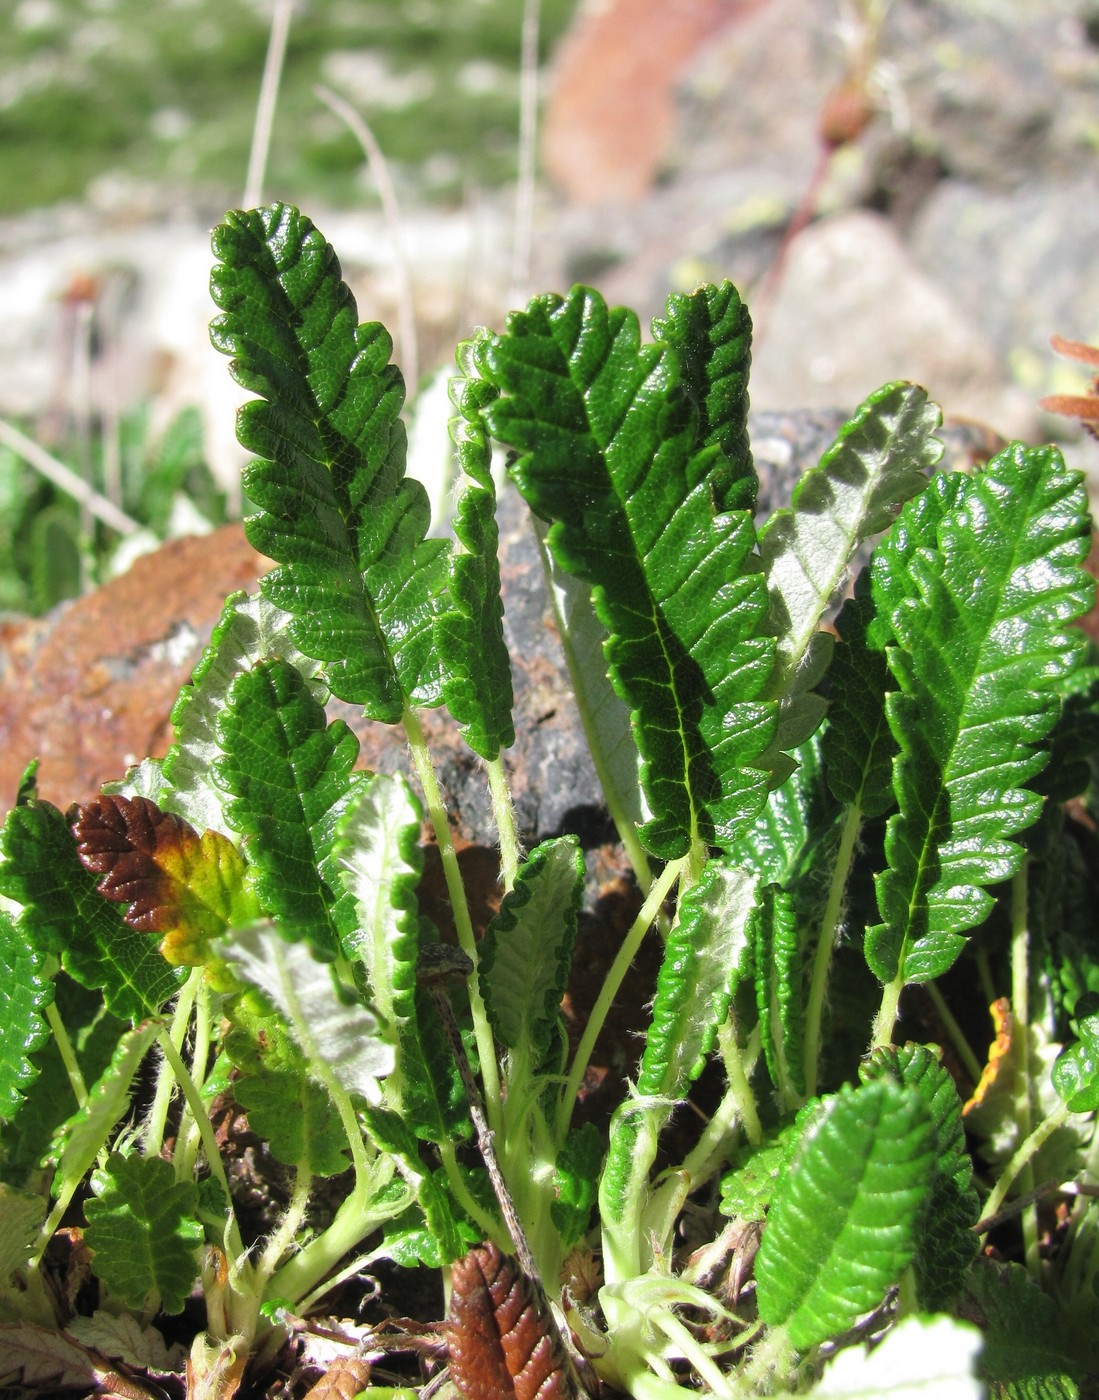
top-left (1009, 861), bottom-right (1040, 1277)
top-left (143, 968), bottom-right (200, 1157)
top-left (485, 754), bottom-right (522, 892)
top-left (718, 1017), bottom-right (763, 1147)
top-left (438, 1139), bottom-right (505, 1243)
top-left (677, 1022), bottom-right (762, 1189)
top-left (176, 976), bottom-right (215, 1182)
top-left (924, 980), bottom-right (983, 1086)
top-left (803, 802), bottom-right (861, 1098)
top-left (555, 855), bottom-right (685, 1143)
top-left (980, 1102), bottom-right (1072, 1236)
top-left (44, 1001), bottom-right (87, 1107)
top-left (403, 702), bottom-right (502, 1130)
top-left (157, 1029), bottom-right (245, 1265)
top-left (255, 1167), bottom-right (313, 1289)
top-left (652, 1310), bottom-right (738, 1398)
top-left (870, 970), bottom-right (905, 1050)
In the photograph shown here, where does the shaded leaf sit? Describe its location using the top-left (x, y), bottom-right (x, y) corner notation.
top-left (862, 1042), bottom-right (979, 1310)
top-left (0, 1322), bottom-right (145, 1393)
top-left (434, 333), bottom-right (514, 760)
top-left (754, 1077), bottom-right (934, 1351)
top-left (214, 656), bottom-right (365, 961)
top-left (72, 795), bottom-right (258, 973)
top-left (551, 1122), bottom-right (602, 1250)
top-left (0, 800), bottom-right (183, 1021)
top-left (754, 884), bottom-right (805, 1101)
top-left (0, 1186), bottom-right (46, 1284)
top-left (480, 836), bottom-right (583, 1065)
top-left (1052, 992), bottom-right (1099, 1112)
top-left (0, 910), bottom-right (52, 1123)
top-left (210, 204), bottom-right (449, 717)
top-left (965, 1257), bottom-right (1082, 1398)
top-left (66, 1312), bottom-right (184, 1377)
top-left (446, 1241), bottom-right (574, 1399)
top-left (363, 1107), bottom-right (474, 1266)
top-left (866, 445), bottom-right (1094, 984)
top-left (84, 1154), bottom-right (202, 1314)
top-left (481, 282), bottom-right (777, 858)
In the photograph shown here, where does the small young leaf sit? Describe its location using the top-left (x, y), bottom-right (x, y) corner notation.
top-left (337, 774), bottom-right (466, 1143)
top-left (754, 885), bottom-right (805, 1101)
top-left (862, 1042), bottom-right (979, 1310)
top-left (754, 1077), bottom-right (934, 1351)
top-left (0, 800), bottom-right (184, 1021)
top-left (446, 1241), bottom-right (574, 1400)
top-left (210, 204), bottom-right (449, 718)
top-left (84, 1153), bottom-right (202, 1314)
top-left (72, 795), bottom-right (258, 973)
top-left (719, 1123), bottom-right (800, 1223)
top-left (481, 283), bottom-right (777, 858)
top-left (1052, 993), bottom-right (1099, 1112)
top-left (214, 656), bottom-right (365, 961)
top-left (363, 1106), bottom-right (474, 1265)
top-left (163, 589), bottom-right (319, 835)
top-left (866, 445), bottom-right (1094, 984)
top-left (223, 995), bottom-right (350, 1177)
top-left (758, 381), bottom-right (941, 759)
top-left (480, 836), bottom-right (583, 1065)
top-left (434, 333), bottom-right (515, 760)
top-left (218, 921), bottom-right (394, 1101)
top-left (0, 910), bottom-right (52, 1123)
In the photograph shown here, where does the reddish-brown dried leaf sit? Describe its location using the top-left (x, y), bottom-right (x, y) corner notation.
top-left (71, 795), bottom-right (251, 966)
top-left (446, 1243), bottom-right (574, 1400)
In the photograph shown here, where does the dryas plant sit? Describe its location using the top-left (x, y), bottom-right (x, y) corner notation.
top-left (1, 202), bottom-right (1098, 1399)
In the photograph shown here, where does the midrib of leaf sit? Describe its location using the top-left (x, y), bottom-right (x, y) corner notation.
top-left (867, 445), bottom-right (1094, 990)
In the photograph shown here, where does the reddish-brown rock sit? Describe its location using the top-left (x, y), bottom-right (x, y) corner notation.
top-left (541, 0), bottom-right (764, 203)
top-left (0, 525), bottom-right (266, 816)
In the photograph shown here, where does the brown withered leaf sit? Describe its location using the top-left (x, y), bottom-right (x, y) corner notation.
top-left (446, 1242), bottom-right (576, 1400)
top-left (300, 1355), bottom-right (373, 1400)
top-left (0, 1321), bottom-right (159, 1396)
top-left (71, 794), bottom-right (250, 967)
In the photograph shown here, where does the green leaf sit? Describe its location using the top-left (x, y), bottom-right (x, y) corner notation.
top-left (480, 836), bottom-right (583, 1065)
top-left (754, 885), bottom-right (805, 1101)
top-left (1052, 993), bottom-right (1099, 1112)
top-left (210, 204), bottom-right (449, 718)
top-left (84, 1153), bottom-right (202, 1314)
top-left (362, 1107), bottom-right (473, 1265)
top-left (965, 1257), bottom-right (1082, 1398)
top-left (214, 656), bottom-right (365, 961)
top-left (754, 1077), bottom-right (934, 1351)
top-left (719, 1122), bottom-right (800, 1223)
top-left (866, 445), bottom-right (1094, 984)
top-left (223, 995), bottom-right (350, 1177)
top-left (336, 774), bottom-right (466, 1143)
top-left (0, 910), bottom-right (52, 1124)
top-left (551, 1121), bottom-right (602, 1249)
top-left (759, 382), bottom-right (941, 761)
top-left (481, 282), bottom-right (777, 858)
top-left (50, 1020), bottom-right (160, 1200)
top-left (725, 732), bottom-right (840, 886)
top-left (861, 1043), bottom-right (978, 1310)
top-left (433, 333), bottom-right (514, 760)
top-left (163, 589), bottom-right (318, 835)
top-left (0, 1185), bottom-right (46, 1283)
top-left (823, 576), bottom-right (899, 819)
top-left (600, 860), bottom-right (757, 1228)
top-left (0, 800), bottom-right (184, 1021)
top-left (218, 921), bottom-right (394, 1101)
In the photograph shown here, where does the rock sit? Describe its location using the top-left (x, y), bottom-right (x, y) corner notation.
top-left (0, 523), bottom-right (266, 815)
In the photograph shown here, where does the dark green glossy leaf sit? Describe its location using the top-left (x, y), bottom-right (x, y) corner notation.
top-left (0, 801), bottom-right (184, 1022)
top-left (214, 656), bottom-right (365, 961)
top-left (862, 1042), bottom-right (978, 1310)
top-left (210, 204), bottom-right (449, 718)
top-left (754, 885), bottom-right (805, 1100)
top-left (866, 445), bottom-right (1094, 984)
top-left (434, 333), bottom-right (514, 760)
top-left (0, 910), bottom-right (52, 1124)
top-left (1052, 993), bottom-right (1099, 1113)
top-left (481, 282), bottom-right (777, 858)
top-left (754, 1077), bottom-right (934, 1351)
